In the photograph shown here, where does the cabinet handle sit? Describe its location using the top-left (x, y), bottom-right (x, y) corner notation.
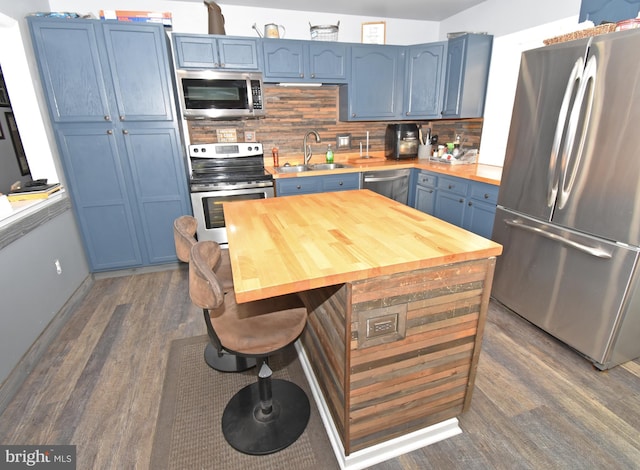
top-left (468, 202), bottom-right (473, 206)
top-left (352, 113), bottom-right (356, 117)
top-left (119, 115), bottom-right (125, 121)
top-left (448, 184), bottom-right (453, 189)
top-left (484, 193), bottom-right (490, 199)
top-left (459, 198), bottom-right (464, 203)
top-left (339, 181), bottom-right (343, 186)
top-left (106, 129), bottom-right (113, 135)
top-left (214, 63), bottom-right (220, 67)
top-left (300, 73), bottom-right (304, 78)
top-left (104, 115), bottom-right (111, 121)
top-left (123, 129), bottom-right (129, 135)
top-left (428, 189), bottom-right (433, 193)
top-left (311, 73), bottom-right (316, 78)
top-left (220, 63), bottom-right (225, 67)
top-left (296, 185), bottom-right (301, 189)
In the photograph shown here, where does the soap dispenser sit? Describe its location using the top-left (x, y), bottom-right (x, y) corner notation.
top-left (325, 144), bottom-right (334, 164)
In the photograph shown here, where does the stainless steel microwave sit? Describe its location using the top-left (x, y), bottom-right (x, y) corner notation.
top-left (176, 69), bottom-right (265, 120)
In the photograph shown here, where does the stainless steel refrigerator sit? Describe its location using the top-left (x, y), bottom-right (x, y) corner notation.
top-left (491, 29), bottom-right (640, 370)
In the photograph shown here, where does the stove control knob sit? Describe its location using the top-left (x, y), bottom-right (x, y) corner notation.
top-left (192, 148), bottom-right (199, 153)
top-left (201, 147), bottom-right (207, 153)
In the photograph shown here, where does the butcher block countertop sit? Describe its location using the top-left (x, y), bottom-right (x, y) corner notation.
top-left (224, 189), bottom-right (502, 303)
top-left (267, 151), bottom-right (503, 186)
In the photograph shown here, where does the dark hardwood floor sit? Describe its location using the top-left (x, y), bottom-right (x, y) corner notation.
top-left (0, 266), bottom-right (638, 469)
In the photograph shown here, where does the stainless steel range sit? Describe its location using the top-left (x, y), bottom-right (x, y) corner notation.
top-left (189, 142), bottom-right (274, 245)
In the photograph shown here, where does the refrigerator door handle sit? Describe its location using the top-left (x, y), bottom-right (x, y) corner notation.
top-left (504, 218), bottom-right (612, 259)
top-left (547, 58), bottom-right (584, 208)
top-left (558, 54), bottom-right (597, 210)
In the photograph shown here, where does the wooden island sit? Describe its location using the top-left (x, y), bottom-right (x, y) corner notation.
top-left (224, 189), bottom-right (502, 468)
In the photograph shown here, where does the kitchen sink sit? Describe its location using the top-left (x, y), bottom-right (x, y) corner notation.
top-left (275, 165), bottom-right (311, 174)
top-left (275, 162), bottom-right (352, 173)
top-left (308, 163), bottom-right (352, 171)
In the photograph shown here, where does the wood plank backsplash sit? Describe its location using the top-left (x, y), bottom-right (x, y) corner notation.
top-left (188, 85), bottom-right (483, 162)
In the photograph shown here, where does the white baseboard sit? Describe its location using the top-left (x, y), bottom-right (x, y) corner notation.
top-left (294, 341), bottom-right (462, 470)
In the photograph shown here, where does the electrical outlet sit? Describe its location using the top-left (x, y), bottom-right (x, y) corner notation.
top-left (336, 134), bottom-right (351, 150)
top-left (55, 259), bottom-right (62, 275)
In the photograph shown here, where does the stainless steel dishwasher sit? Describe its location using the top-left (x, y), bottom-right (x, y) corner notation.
top-left (361, 169), bottom-right (411, 205)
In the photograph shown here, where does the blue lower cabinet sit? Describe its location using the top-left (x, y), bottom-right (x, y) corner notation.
top-left (418, 171), bottom-right (498, 239)
top-left (276, 173), bottom-right (360, 196)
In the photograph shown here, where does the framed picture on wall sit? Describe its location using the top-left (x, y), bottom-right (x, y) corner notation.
top-left (361, 21), bottom-right (386, 44)
top-left (0, 73), bottom-right (10, 107)
top-left (5, 112), bottom-right (30, 176)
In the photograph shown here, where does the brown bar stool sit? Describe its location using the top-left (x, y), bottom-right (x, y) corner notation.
top-left (173, 215), bottom-right (255, 372)
top-left (189, 240), bottom-right (310, 455)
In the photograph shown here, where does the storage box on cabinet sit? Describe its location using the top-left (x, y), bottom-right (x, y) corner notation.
top-left (172, 33), bottom-right (260, 70)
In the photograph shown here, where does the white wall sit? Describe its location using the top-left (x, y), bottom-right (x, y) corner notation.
top-left (50, 0), bottom-right (441, 44)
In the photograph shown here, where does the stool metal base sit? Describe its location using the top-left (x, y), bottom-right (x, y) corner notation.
top-left (204, 342), bottom-right (256, 372)
top-left (222, 378), bottom-right (310, 455)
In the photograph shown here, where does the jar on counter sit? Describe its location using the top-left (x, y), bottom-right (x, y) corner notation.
top-left (272, 147), bottom-right (279, 167)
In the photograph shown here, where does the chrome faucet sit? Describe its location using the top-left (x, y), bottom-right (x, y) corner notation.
top-left (303, 130), bottom-right (321, 165)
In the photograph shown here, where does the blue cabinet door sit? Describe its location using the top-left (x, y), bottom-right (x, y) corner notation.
top-left (435, 190), bottom-right (466, 226)
top-left (441, 34), bottom-right (493, 118)
top-left (262, 39), bottom-right (306, 80)
top-left (172, 34), bottom-right (220, 68)
top-left (339, 45), bottom-right (404, 120)
top-left (414, 171), bottom-right (438, 215)
top-left (56, 125), bottom-right (143, 271)
top-left (103, 23), bottom-right (175, 121)
top-left (404, 42), bottom-right (447, 119)
top-left (463, 181), bottom-right (498, 239)
top-left (308, 42), bottom-right (348, 82)
top-left (464, 199), bottom-right (497, 239)
top-left (172, 34), bottom-right (259, 70)
top-left (122, 126), bottom-right (191, 264)
top-left (217, 38), bottom-right (260, 69)
top-left (29, 21), bottom-right (112, 123)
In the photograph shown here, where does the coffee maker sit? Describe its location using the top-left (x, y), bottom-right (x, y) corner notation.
top-left (385, 124), bottom-right (419, 160)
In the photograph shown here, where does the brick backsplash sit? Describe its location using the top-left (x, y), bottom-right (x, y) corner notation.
top-left (188, 85), bottom-right (483, 163)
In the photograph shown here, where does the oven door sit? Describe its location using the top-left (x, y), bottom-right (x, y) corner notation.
top-left (191, 186), bottom-right (274, 245)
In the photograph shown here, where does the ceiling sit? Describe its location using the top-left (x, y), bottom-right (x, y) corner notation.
top-left (194, 0), bottom-right (488, 21)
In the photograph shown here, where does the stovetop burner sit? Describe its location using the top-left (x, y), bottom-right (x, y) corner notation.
top-left (188, 142), bottom-right (273, 192)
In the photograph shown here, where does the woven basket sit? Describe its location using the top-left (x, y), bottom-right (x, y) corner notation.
top-left (543, 23), bottom-right (616, 45)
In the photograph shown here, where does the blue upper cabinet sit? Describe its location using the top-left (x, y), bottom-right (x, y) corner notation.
top-left (404, 41), bottom-right (447, 119)
top-left (103, 23), bottom-right (174, 121)
top-left (339, 44), bottom-right (405, 120)
top-left (441, 34), bottom-right (493, 119)
top-left (172, 34), bottom-right (260, 70)
top-left (261, 39), bottom-right (348, 83)
top-left (579, 0), bottom-right (640, 24)
top-left (28, 21), bottom-right (112, 123)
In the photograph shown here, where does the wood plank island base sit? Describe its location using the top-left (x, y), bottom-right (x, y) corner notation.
top-left (224, 190), bottom-right (502, 469)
